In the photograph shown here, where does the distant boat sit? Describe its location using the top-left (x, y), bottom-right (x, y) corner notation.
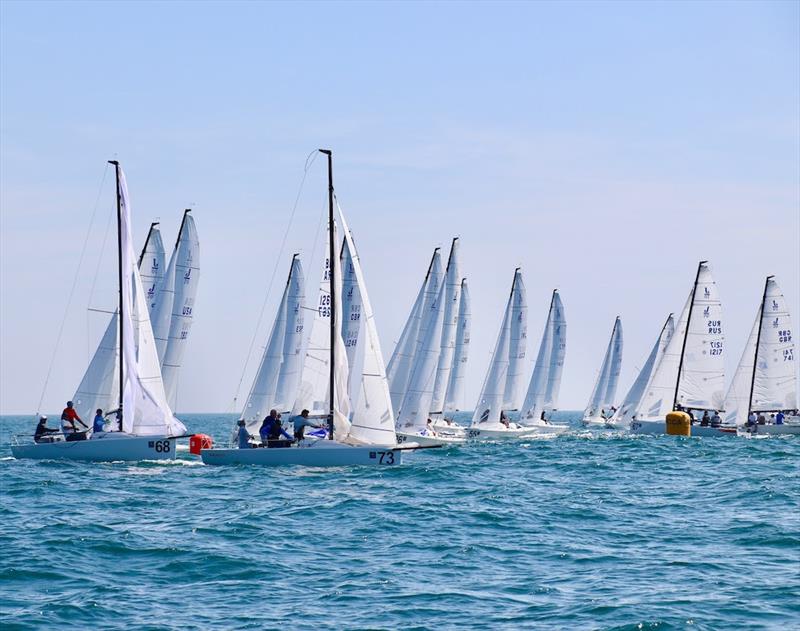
top-left (151, 209), bottom-right (200, 410)
top-left (516, 289), bottom-right (569, 435)
top-left (582, 317), bottom-right (623, 427)
top-left (201, 150), bottom-right (404, 466)
top-left (630, 261), bottom-right (728, 436)
top-left (468, 269), bottom-right (538, 440)
top-left (607, 313), bottom-right (674, 428)
top-left (724, 276), bottom-right (799, 436)
top-left (12, 162), bottom-right (187, 461)
top-left (439, 278), bottom-right (471, 425)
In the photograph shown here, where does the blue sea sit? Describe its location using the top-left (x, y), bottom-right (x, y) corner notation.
top-left (1, 412), bottom-right (798, 630)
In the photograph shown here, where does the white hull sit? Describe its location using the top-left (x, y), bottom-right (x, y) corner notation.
top-left (200, 439), bottom-right (403, 466)
top-left (466, 425), bottom-right (538, 440)
top-left (581, 416), bottom-right (607, 428)
top-left (431, 419), bottom-right (466, 437)
top-left (630, 420), bottom-right (736, 437)
top-left (741, 423), bottom-right (800, 436)
top-left (11, 433), bottom-right (178, 462)
top-left (517, 420), bottom-right (569, 435)
top-left (396, 431), bottom-right (465, 447)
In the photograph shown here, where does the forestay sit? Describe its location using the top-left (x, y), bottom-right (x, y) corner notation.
top-left (386, 249), bottom-right (442, 413)
top-left (117, 167), bottom-right (185, 436)
top-left (613, 314), bottom-right (674, 424)
top-left (430, 238), bottom-right (461, 415)
top-left (336, 205), bottom-right (397, 445)
top-left (443, 278), bottom-right (470, 417)
top-left (160, 212), bottom-right (200, 409)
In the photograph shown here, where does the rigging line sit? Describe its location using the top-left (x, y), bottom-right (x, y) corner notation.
top-left (228, 150), bottom-right (319, 413)
top-left (36, 163), bottom-right (110, 415)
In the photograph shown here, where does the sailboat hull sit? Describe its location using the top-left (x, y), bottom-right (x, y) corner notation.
top-left (466, 426), bottom-right (539, 440)
top-left (581, 416), bottom-right (607, 428)
top-left (200, 440), bottom-right (404, 466)
top-left (11, 433), bottom-right (178, 462)
top-left (396, 431), bottom-right (465, 447)
top-left (740, 422), bottom-right (800, 436)
top-left (630, 420), bottom-right (736, 437)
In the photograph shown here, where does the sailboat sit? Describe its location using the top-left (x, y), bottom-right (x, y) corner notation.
top-left (150, 209), bottom-right (200, 410)
top-left (436, 278), bottom-right (471, 431)
top-left (468, 269), bottom-right (537, 440)
top-left (723, 276), bottom-right (799, 436)
top-left (394, 243), bottom-right (465, 446)
top-left (516, 290), bottom-right (569, 435)
top-left (386, 248), bottom-right (443, 414)
top-left (606, 314), bottom-right (674, 428)
top-left (201, 150), bottom-right (405, 466)
top-left (237, 254), bottom-right (305, 439)
top-left (12, 162), bottom-right (188, 461)
top-left (630, 261), bottom-right (729, 436)
top-left (581, 317), bottom-right (623, 427)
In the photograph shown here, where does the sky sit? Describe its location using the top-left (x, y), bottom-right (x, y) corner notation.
top-left (1, 0), bottom-right (798, 415)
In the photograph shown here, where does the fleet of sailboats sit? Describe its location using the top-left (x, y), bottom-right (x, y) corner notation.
top-left (12, 157), bottom-right (800, 466)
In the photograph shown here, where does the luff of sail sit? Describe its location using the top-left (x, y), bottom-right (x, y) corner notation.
top-left (583, 317), bottom-right (623, 419)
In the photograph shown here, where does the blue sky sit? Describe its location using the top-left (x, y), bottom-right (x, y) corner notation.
top-left (1, 0), bottom-right (798, 414)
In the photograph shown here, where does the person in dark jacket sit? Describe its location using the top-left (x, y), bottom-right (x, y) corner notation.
top-left (34, 416), bottom-right (59, 442)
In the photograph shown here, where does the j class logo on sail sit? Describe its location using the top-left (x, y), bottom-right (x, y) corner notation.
top-left (778, 329), bottom-right (792, 343)
top-left (183, 268), bottom-right (192, 284)
top-left (707, 320), bottom-right (721, 334)
top-left (710, 340), bottom-right (723, 356)
top-left (151, 258), bottom-right (159, 273)
top-left (318, 294), bottom-right (331, 317)
top-left (147, 284), bottom-right (156, 299)
top-left (772, 300), bottom-right (780, 311)
top-left (703, 286), bottom-right (711, 299)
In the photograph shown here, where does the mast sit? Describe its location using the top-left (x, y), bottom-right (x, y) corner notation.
top-left (319, 149), bottom-right (335, 440)
top-left (673, 260), bottom-right (706, 411)
top-left (288, 253), bottom-right (299, 285)
top-left (174, 209), bottom-right (191, 250)
top-left (425, 247), bottom-right (440, 280)
top-left (138, 222), bottom-right (160, 267)
top-left (445, 237), bottom-right (457, 271)
top-left (747, 275), bottom-right (772, 416)
top-left (108, 160), bottom-right (124, 431)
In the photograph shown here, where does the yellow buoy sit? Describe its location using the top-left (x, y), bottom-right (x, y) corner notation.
top-left (666, 411), bottom-right (691, 436)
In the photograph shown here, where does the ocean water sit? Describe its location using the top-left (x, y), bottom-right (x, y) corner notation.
top-left (1, 412), bottom-right (798, 630)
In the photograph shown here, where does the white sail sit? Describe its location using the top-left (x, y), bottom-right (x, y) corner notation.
top-left (430, 239), bottom-right (461, 415)
top-left (503, 269), bottom-right (527, 411)
top-left (138, 223), bottom-right (165, 318)
top-left (613, 314), bottom-right (674, 424)
top-left (443, 279), bottom-right (470, 416)
top-left (241, 257), bottom-right (302, 432)
top-left (117, 167), bottom-right (185, 436)
top-left (397, 280), bottom-right (446, 432)
top-left (583, 317), bottom-right (623, 418)
top-left (386, 249), bottom-right (442, 413)
top-left (151, 248), bottom-right (176, 361)
top-left (725, 277), bottom-right (797, 425)
top-left (340, 237), bottom-right (364, 407)
top-left (72, 311), bottom-right (120, 422)
top-left (471, 272), bottom-right (516, 428)
top-left (293, 222), bottom-right (351, 438)
top-left (274, 256), bottom-right (306, 412)
top-left (160, 212), bottom-right (200, 409)
top-left (337, 205), bottom-right (397, 445)
top-left (520, 290), bottom-right (566, 422)
top-left (676, 262), bottom-right (724, 410)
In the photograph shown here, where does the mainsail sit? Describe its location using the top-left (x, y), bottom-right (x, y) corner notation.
top-left (160, 212), bottom-right (200, 409)
top-left (724, 276), bottom-right (797, 425)
top-left (430, 238), bottom-right (461, 415)
top-left (443, 278), bottom-right (470, 417)
top-left (583, 317), bottom-right (623, 418)
top-left (503, 268), bottom-right (527, 411)
top-left (613, 314), bottom-right (674, 424)
top-left (138, 223), bottom-right (165, 318)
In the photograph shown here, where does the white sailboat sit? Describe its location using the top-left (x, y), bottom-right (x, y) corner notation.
top-left (138, 222), bottom-right (166, 318)
top-left (606, 313), bottom-right (674, 428)
top-left (517, 290), bottom-right (569, 435)
top-left (630, 261), bottom-right (728, 436)
top-left (239, 254), bottom-right (305, 436)
top-left (468, 269), bottom-right (537, 440)
top-left (386, 248), bottom-right (443, 414)
top-left (724, 276), bottom-right (799, 436)
top-left (582, 317), bottom-right (623, 427)
top-left (12, 162), bottom-right (188, 461)
top-left (201, 150), bottom-right (404, 466)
